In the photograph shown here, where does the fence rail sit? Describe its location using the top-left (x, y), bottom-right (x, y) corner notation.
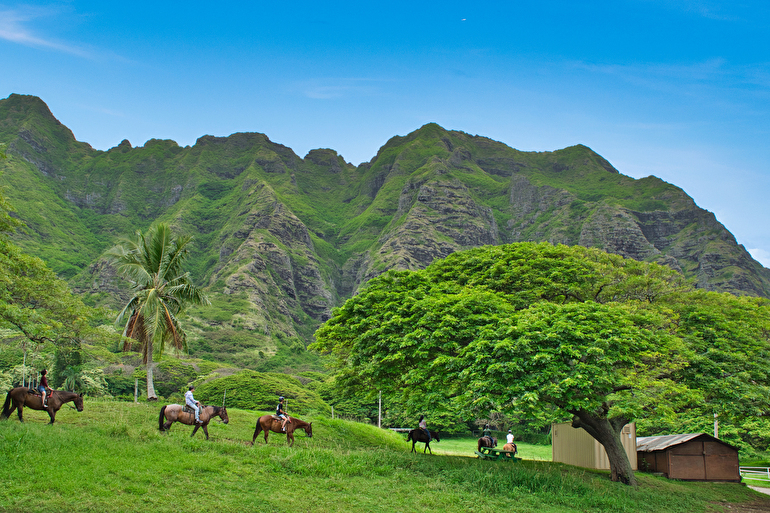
top-left (740, 467), bottom-right (770, 481)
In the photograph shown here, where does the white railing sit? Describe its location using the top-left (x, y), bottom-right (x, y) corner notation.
top-left (740, 467), bottom-right (770, 481)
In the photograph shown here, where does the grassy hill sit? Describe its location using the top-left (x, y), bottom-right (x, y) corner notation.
top-left (1, 399), bottom-right (768, 513)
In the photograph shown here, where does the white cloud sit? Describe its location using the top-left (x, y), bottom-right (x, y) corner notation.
top-left (0, 7), bottom-right (91, 57)
top-left (299, 78), bottom-right (390, 100)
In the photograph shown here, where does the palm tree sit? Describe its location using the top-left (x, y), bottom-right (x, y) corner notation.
top-left (106, 224), bottom-right (209, 400)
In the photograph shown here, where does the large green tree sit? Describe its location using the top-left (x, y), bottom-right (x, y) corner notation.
top-left (312, 242), bottom-right (770, 486)
top-left (0, 169), bottom-right (99, 385)
top-left (106, 223), bottom-right (209, 400)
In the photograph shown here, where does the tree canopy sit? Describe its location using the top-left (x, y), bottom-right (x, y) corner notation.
top-left (312, 242), bottom-right (770, 485)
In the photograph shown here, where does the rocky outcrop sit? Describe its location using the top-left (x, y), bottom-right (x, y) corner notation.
top-left (2, 95), bottom-right (769, 363)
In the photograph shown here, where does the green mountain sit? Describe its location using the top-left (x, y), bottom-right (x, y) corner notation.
top-left (2, 93), bottom-right (768, 370)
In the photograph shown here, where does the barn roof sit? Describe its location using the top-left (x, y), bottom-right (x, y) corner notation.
top-left (636, 433), bottom-right (737, 452)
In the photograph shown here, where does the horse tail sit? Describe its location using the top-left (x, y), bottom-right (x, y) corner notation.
top-left (159, 405), bottom-right (167, 432)
top-left (1, 390), bottom-right (11, 419)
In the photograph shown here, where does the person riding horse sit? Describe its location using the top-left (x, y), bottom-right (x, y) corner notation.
top-left (38, 369), bottom-right (53, 408)
top-left (418, 415), bottom-right (431, 442)
top-left (276, 396), bottom-right (290, 432)
top-left (184, 386), bottom-right (202, 424)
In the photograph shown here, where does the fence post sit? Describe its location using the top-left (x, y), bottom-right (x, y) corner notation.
top-left (378, 390), bottom-right (382, 428)
top-left (134, 378), bottom-right (138, 403)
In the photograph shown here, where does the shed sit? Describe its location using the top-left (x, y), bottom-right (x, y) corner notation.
top-left (552, 422), bottom-right (637, 471)
top-left (636, 433), bottom-right (739, 481)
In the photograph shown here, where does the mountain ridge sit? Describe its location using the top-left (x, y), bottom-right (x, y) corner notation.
top-left (1, 93), bottom-right (768, 370)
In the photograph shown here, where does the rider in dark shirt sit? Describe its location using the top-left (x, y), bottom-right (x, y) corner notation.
top-left (276, 396), bottom-right (289, 431)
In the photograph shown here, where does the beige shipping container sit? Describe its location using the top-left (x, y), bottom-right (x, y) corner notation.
top-left (552, 422), bottom-right (637, 470)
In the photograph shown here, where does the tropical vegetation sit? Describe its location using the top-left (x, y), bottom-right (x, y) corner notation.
top-left (312, 243), bottom-right (770, 485)
top-left (106, 224), bottom-right (210, 399)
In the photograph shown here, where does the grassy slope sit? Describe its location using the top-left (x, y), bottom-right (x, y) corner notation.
top-left (0, 400), bottom-right (767, 513)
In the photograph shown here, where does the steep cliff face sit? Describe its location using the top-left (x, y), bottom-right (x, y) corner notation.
top-left (2, 95), bottom-right (768, 368)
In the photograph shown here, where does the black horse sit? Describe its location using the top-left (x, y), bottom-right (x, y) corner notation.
top-left (407, 429), bottom-right (440, 454)
top-left (477, 435), bottom-right (497, 452)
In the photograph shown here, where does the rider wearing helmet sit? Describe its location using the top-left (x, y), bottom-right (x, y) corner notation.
top-left (276, 396), bottom-right (289, 431)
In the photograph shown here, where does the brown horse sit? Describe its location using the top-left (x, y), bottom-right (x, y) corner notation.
top-left (502, 442), bottom-right (518, 457)
top-left (159, 404), bottom-right (229, 440)
top-left (407, 429), bottom-right (440, 454)
top-left (252, 415), bottom-right (313, 447)
top-left (1, 387), bottom-right (84, 424)
top-left (477, 435), bottom-right (497, 452)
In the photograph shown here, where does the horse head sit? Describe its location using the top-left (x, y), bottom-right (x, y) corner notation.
top-left (304, 422), bottom-right (313, 438)
top-left (74, 393), bottom-right (84, 412)
top-left (218, 406), bottom-right (229, 424)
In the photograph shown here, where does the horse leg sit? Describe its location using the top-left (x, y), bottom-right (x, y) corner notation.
top-left (16, 403), bottom-right (24, 422)
top-left (411, 440), bottom-right (416, 453)
top-left (202, 424), bottom-right (209, 441)
top-left (48, 408), bottom-right (56, 424)
top-left (425, 442), bottom-right (431, 455)
top-left (251, 421), bottom-right (267, 445)
top-left (288, 432), bottom-right (294, 447)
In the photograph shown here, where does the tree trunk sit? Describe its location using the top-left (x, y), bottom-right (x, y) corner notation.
top-left (145, 348), bottom-right (158, 401)
top-left (572, 410), bottom-right (637, 486)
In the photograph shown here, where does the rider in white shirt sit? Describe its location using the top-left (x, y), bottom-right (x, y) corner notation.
top-left (506, 430), bottom-right (514, 445)
top-left (185, 385), bottom-right (202, 424)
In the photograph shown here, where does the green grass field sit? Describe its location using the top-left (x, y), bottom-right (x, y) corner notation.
top-left (1, 399), bottom-right (769, 513)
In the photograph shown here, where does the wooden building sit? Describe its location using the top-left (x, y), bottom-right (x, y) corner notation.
top-left (552, 422), bottom-right (637, 470)
top-left (636, 433), bottom-right (740, 481)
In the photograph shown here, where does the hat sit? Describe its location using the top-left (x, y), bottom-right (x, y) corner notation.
top-left (279, 396), bottom-right (284, 400)
top-left (508, 429), bottom-right (512, 433)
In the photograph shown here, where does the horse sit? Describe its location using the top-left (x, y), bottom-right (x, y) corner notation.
top-left (502, 442), bottom-right (518, 457)
top-left (1, 387), bottom-right (84, 424)
top-left (159, 404), bottom-right (229, 440)
top-left (252, 414), bottom-right (313, 447)
top-left (477, 435), bottom-right (497, 452)
top-left (407, 429), bottom-right (440, 454)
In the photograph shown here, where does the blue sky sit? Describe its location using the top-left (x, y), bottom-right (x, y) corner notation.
top-left (1, 1), bottom-right (769, 265)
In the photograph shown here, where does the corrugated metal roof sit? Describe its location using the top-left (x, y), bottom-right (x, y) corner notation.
top-left (636, 433), bottom-right (736, 452)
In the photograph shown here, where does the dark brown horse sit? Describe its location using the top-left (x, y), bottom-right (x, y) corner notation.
top-left (252, 415), bottom-right (313, 447)
top-left (1, 387), bottom-right (84, 424)
top-left (159, 404), bottom-right (229, 440)
top-left (407, 429), bottom-right (440, 454)
top-left (477, 435), bottom-right (497, 452)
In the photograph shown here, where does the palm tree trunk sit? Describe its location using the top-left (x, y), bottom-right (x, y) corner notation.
top-left (145, 346), bottom-right (158, 400)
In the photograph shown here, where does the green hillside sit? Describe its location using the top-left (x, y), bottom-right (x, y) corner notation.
top-left (1, 93), bottom-right (769, 373)
top-left (1, 400), bottom-right (767, 513)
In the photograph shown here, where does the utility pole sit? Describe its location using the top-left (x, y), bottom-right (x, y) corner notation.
top-left (378, 390), bottom-right (382, 428)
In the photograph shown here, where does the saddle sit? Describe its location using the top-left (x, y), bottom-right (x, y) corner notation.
top-left (183, 405), bottom-right (195, 414)
top-left (271, 415), bottom-right (291, 422)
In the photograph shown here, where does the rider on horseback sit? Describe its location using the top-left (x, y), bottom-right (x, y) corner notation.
top-left (418, 415), bottom-right (431, 441)
top-left (185, 386), bottom-right (202, 424)
top-left (277, 396), bottom-right (289, 432)
top-left (38, 369), bottom-right (52, 408)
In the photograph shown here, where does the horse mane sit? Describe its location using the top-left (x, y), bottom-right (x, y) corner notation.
top-left (54, 390), bottom-right (79, 400)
